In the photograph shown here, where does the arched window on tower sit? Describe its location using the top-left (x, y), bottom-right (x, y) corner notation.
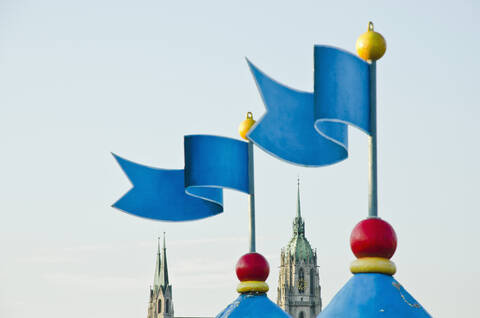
top-left (298, 268), bottom-right (305, 294)
top-left (299, 311), bottom-right (305, 318)
top-left (310, 268), bottom-right (315, 295)
top-left (157, 299), bottom-right (162, 313)
top-left (165, 299), bottom-right (169, 313)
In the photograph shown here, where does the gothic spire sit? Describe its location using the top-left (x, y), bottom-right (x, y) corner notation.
top-left (159, 232), bottom-right (169, 287)
top-left (296, 177), bottom-right (301, 219)
top-left (293, 178), bottom-right (305, 236)
top-left (153, 236), bottom-right (161, 292)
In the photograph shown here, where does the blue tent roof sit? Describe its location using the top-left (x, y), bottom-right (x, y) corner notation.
top-left (216, 294), bottom-right (291, 318)
top-left (318, 273), bottom-right (431, 318)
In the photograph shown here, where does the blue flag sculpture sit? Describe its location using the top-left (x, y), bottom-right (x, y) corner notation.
top-left (113, 135), bottom-right (250, 221)
top-left (247, 45), bottom-right (371, 166)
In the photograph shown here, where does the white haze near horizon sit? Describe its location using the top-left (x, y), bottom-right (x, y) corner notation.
top-left (0, 1), bottom-right (479, 317)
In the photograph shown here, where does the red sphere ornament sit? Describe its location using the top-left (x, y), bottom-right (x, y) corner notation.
top-left (236, 252), bottom-right (270, 282)
top-left (350, 218), bottom-right (397, 259)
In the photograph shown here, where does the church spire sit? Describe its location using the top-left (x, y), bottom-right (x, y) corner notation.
top-left (152, 233), bottom-right (170, 292)
top-left (159, 232), bottom-right (169, 287)
top-left (293, 178), bottom-right (305, 236)
top-left (153, 236), bottom-right (162, 292)
top-left (148, 234), bottom-right (174, 318)
top-left (296, 177), bottom-right (301, 219)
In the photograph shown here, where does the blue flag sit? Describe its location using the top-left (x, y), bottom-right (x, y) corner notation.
top-left (113, 135), bottom-right (249, 221)
top-left (248, 45), bottom-right (371, 166)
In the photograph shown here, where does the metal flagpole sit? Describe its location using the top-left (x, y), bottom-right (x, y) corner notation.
top-left (248, 140), bottom-right (256, 252)
top-left (239, 112), bottom-right (257, 252)
top-left (368, 60), bottom-right (378, 218)
top-left (357, 21), bottom-right (385, 218)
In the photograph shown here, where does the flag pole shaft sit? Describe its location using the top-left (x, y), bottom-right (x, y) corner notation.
top-left (248, 141), bottom-right (256, 252)
top-left (368, 61), bottom-right (378, 218)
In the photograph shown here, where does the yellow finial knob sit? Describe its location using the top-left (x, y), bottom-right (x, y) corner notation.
top-left (356, 22), bottom-right (386, 61)
top-left (238, 112), bottom-right (256, 140)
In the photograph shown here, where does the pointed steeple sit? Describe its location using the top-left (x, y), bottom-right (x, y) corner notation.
top-left (153, 237), bottom-right (162, 292)
top-left (148, 235), bottom-right (174, 318)
top-left (293, 178), bottom-right (305, 236)
top-left (296, 177), bottom-right (301, 219)
top-left (159, 232), bottom-right (169, 287)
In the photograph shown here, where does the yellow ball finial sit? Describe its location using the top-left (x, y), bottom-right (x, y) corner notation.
top-left (356, 21), bottom-right (386, 61)
top-left (238, 112), bottom-right (256, 140)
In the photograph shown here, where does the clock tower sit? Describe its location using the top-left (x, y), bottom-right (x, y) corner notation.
top-left (277, 180), bottom-right (322, 318)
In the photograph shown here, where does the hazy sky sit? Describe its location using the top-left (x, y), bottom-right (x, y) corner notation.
top-left (1, 1), bottom-right (479, 317)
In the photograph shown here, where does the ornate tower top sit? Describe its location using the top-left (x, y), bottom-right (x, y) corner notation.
top-left (286, 179), bottom-right (314, 262)
top-left (277, 181), bottom-right (322, 317)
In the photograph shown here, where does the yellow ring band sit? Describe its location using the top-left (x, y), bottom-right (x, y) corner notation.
top-left (236, 281), bottom-right (269, 293)
top-left (350, 257), bottom-right (396, 275)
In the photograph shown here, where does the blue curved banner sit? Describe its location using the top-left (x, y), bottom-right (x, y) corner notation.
top-left (247, 45), bottom-right (371, 166)
top-left (113, 135), bottom-right (249, 221)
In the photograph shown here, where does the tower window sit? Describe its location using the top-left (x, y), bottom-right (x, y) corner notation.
top-left (157, 299), bottom-right (162, 313)
top-left (166, 299), bottom-right (169, 313)
top-left (298, 268), bottom-right (305, 294)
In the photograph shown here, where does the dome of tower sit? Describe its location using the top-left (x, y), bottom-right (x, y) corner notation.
top-left (284, 180), bottom-right (315, 263)
top-left (286, 232), bottom-right (315, 262)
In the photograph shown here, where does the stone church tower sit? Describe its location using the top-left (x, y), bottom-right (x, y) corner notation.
top-left (277, 181), bottom-right (322, 318)
top-left (147, 234), bottom-right (174, 318)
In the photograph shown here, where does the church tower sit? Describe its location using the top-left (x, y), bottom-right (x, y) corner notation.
top-left (277, 181), bottom-right (322, 318)
top-left (147, 234), bottom-right (174, 318)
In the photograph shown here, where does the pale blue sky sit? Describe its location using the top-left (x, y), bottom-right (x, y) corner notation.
top-left (0, 1), bottom-right (479, 317)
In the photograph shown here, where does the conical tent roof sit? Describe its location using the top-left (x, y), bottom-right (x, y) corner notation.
top-left (318, 273), bottom-right (430, 317)
top-left (318, 218), bottom-right (431, 318)
top-left (215, 253), bottom-right (291, 318)
top-left (216, 294), bottom-right (291, 318)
